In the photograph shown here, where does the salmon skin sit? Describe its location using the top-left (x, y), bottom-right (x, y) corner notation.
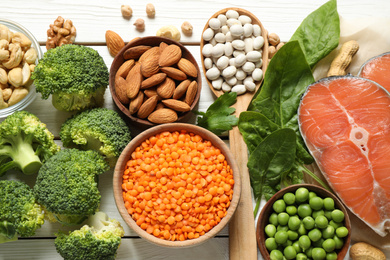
top-left (298, 75), bottom-right (390, 236)
top-left (359, 52), bottom-right (390, 93)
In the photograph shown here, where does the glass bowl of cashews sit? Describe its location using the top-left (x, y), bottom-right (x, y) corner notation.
top-left (0, 18), bottom-right (43, 118)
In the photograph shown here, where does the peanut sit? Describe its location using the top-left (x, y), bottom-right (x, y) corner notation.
top-left (350, 242), bottom-right (386, 260)
top-left (327, 40), bottom-right (359, 77)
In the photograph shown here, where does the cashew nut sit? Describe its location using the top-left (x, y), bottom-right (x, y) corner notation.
top-left (8, 67), bottom-right (23, 87)
top-left (2, 88), bottom-right (12, 101)
top-left (0, 89), bottom-right (8, 109)
top-left (29, 64), bottom-right (35, 72)
top-left (0, 25), bottom-right (13, 42)
top-left (11, 32), bottom-right (32, 48)
top-left (22, 62), bottom-right (31, 86)
top-left (23, 47), bottom-right (37, 64)
top-left (0, 39), bottom-right (9, 61)
top-left (8, 88), bottom-right (28, 106)
top-left (0, 67), bottom-right (7, 85)
top-left (156, 25), bottom-right (181, 41)
top-left (3, 43), bottom-right (23, 69)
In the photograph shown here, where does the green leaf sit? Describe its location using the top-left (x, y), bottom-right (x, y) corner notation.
top-left (195, 92), bottom-right (239, 135)
top-left (290, 0), bottom-right (340, 68)
top-left (247, 128), bottom-right (297, 201)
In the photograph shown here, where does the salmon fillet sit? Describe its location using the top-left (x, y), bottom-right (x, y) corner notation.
top-left (298, 76), bottom-right (390, 236)
top-left (359, 52), bottom-right (390, 93)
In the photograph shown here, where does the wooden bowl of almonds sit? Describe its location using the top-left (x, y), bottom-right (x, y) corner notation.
top-left (109, 36), bottom-right (202, 127)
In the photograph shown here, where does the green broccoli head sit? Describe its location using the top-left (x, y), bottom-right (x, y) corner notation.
top-left (33, 149), bottom-right (109, 225)
top-left (31, 44), bottom-right (109, 111)
top-left (54, 211), bottom-right (125, 260)
top-left (60, 108), bottom-right (132, 167)
top-left (0, 180), bottom-right (45, 244)
top-left (0, 111), bottom-right (60, 176)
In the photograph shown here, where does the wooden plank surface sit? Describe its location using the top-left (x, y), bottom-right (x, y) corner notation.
top-left (1, 0), bottom-right (390, 259)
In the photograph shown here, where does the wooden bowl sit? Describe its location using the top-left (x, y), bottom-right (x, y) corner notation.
top-left (109, 36), bottom-right (202, 128)
top-left (200, 7), bottom-right (269, 98)
top-left (257, 184), bottom-right (351, 260)
top-left (113, 123), bottom-right (241, 247)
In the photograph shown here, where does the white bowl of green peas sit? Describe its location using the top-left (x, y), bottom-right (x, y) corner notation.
top-left (257, 184), bottom-right (351, 260)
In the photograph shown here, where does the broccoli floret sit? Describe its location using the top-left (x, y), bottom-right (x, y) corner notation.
top-left (0, 111), bottom-right (60, 176)
top-left (33, 149), bottom-right (109, 225)
top-left (54, 211), bottom-right (124, 260)
top-left (0, 180), bottom-right (45, 244)
top-left (60, 108), bottom-right (132, 167)
top-left (31, 44), bottom-right (109, 111)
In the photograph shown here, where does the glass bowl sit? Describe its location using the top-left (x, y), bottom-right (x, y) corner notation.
top-left (0, 18), bottom-right (43, 118)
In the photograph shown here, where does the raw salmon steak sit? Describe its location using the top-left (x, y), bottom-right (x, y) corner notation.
top-left (359, 52), bottom-right (390, 92)
top-left (298, 76), bottom-right (390, 236)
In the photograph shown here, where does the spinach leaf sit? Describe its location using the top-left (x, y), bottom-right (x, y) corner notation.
top-left (248, 128), bottom-right (296, 215)
top-left (290, 0), bottom-right (340, 68)
top-left (195, 92), bottom-right (238, 135)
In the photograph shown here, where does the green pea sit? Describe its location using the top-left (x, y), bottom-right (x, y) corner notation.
top-left (302, 216), bottom-right (315, 230)
top-left (282, 239), bottom-right (293, 247)
top-left (265, 237), bottom-right (278, 251)
top-left (288, 216), bottom-right (301, 231)
top-left (298, 235), bottom-right (311, 250)
top-left (278, 212), bottom-right (290, 226)
top-left (287, 230), bottom-right (298, 241)
top-left (335, 226), bottom-right (349, 238)
top-left (309, 196), bottom-right (324, 210)
top-left (322, 225), bottom-right (335, 239)
top-left (322, 238), bottom-right (336, 252)
top-left (323, 197), bottom-right (335, 211)
top-left (265, 224), bottom-right (277, 237)
top-left (312, 247), bottom-right (326, 260)
top-left (283, 246), bottom-right (297, 260)
top-left (329, 220), bottom-right (342, 229)
top-left (296, 253), bottom-right (308, 260)
top-left (331, 209), bottom-right (344, 223)
top-left (312, 209), bottom-right (325, 219)
top-left (295, 187), bottom-right (310, 203)
top-left (283, 192), bottom-right (296, 205)
top-left (275, 230), bottom-right (288, 244)
top-left (273, 199), bottom-right (287, 213)
top-left (315, 215), bottom-right (328, 229)
top-left (292, 241), bottom-right (302, 253)
top-left (269, 249), bottom-right (284, 260)
top-left (297, 223), bottom-right (307, 235)
top-left (312, 238), bottom-right (324, 248)
top-left (333, 235), bottom-right (344, 249)
top-left (286, 205), bottom-right (297, 216)
top-left (308, 228), bottom-right (322, 242)
top-left (306, 247), bottom-right (313, 258)
top-left (277, 225), bottom-right (289, 232)
top-left (326, 251), bottom-right (338, 260)
top-left (269, 213), bottom-right (279, 226)
top-left (297, 204), bottom-right (312, 218)
top-left (309, 191), bottom-right (317, 200)
top-left (324, 210), bottom-right (333, 220)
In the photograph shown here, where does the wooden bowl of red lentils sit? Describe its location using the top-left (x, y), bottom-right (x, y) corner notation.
top-left (113, 123), bottom-right (241, 247)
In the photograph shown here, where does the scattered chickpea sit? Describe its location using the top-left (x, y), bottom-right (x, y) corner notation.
top-left (276, 42), bottom-right (285, 51)
top-left (181, 21), bottom-right (193, 36)
top-left (268, 33), bottom-right (280, 46)
top-left (268, 45), bottom-right (276, 58)
top-left (121, 5), bottom-right (133, 19)
top-left (134, 18), bottom-right (145, 32)
top-left (146, 3), bottom-right (156, 18)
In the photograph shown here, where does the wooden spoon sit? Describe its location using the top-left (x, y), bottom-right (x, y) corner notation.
top-left (200, 7), bottom-right (269, 260)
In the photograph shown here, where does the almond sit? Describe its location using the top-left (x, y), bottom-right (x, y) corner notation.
top-left (141, 73), bottom-right (167, 89)
top-left (123, 45), bottom-right (152, 60)
top-left (126, 62), bottom-right (143, 99)
top-left (105, 30), bottom-right (125, 56)
top-left (184, 80), bottom-right (198, 105)
top-left (159, 44), bottom-right (182, 67)
top-left (156, 102), bottom-right (165, 110)
top-left (148, 108), bottom-right (178, 124)
top-left (141, 54), bottom-right (160, 78)
top-left (157, 77), bottom-right (175, 99)
top-left (129, 91), bottom-right (144, 114)
top-left (177, 58), bottom-right (198, 78)
top-left (160, 67), bottom-right (187, 81)
top-left (117, 59), bottom-right (135, 78)
top-left (114, 76), bottom-right (130, 104)
top-left (159, 42), bottom-right (168, 52)
top-left (144, 88), bottom-right (158, 98)
top-left (137, 95), bottom-right (158, 119)
top-left (173, 79), bottom-right (190, 99)
top-left (139, 46), bottom-right (160, 63)
top-left (162, 99), bottom-right (191, 112)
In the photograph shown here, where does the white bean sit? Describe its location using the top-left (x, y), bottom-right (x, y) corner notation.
top-left (225, 31), bottom-right (233, 42)
top-left (206, 67), bottom-right (221, 81)
top-left (222, 82), bottom-right (232, 92)
top-left (244, 76), bottom-right (254, 85)
top-left (222, 65), bottom-right (237, 78)
top-left (242, 62), bottom-right (255, 73)
top-left (226, 10), bottom-right (239, 19)
top-left (253, 36), bottom-right (265, 50)
top-left (224, 42), bottom-right (233, 56)
top-left (239, 15), bottom-right (252, 25)
top-left (246, 51), bottom-right (262, 62)
top-left (214, 32), bottom-right (226, 43)
top-left (245, 81), bottom-right (256, 92)
top-left (204, 57), bottom-right (213, 70)
top-left (225, 76), bottom-right (237, 86)
top-left (229, 24), bottom-right (244, 37)
top-left (244, 38), bottom-right (254, 53)
top-left (209, 18), bottom-right (221, 30)
top-left (231, 84), bottom-right (246, 95)
top-left (212, 77), bottom-right (223, 90)
top-left (232, 39), bottom-right (245, 50)
top-left (227, 18), bottom-right (241, 27)
top-left (243, 23), bottom-right (253, 38)
top-left (234, 54), bottom-right (246, 67)
top-left (229, 57), bottom-right (235, 66)
top-left (235, 69), bottom-right (247, 81)
top-left (202, 43), bottom-right (213, 57)
top-left (209, 38), bottom-right (217, 46)
top-left (218, 14), bottom-right (227, 26)
top-left (216, 56), bottom-right (230, 70)
top-left (221, 25), bottom-right (229, 34)
top-left (252, 68), bottom-right (263, 81)
top-left (211, 43), bottom-right (225, 58)
top-left (255, 59), bottom-right (263, 68)
top-left (202, 28), bottom-right (214, 41)
top-left (252, 24), bottom-right (261, 36)
top-left (233, 50), bottom-right (245, 57)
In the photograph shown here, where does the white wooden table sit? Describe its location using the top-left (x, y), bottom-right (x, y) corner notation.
top-left (0, 1), bottom-right (389, 259)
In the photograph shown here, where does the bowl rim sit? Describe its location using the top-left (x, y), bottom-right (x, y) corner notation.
top-left (109, 36), bottom-right (202, 127)
top-left (0, 18), bottom-right (43, 118)
top-left (113, 123), bottom-right (241, 247)
top-left (256, 183), bottom-right (351, 260)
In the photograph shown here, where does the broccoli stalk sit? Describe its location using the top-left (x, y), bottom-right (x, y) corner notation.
top-left (54, 211), bottom-right (125, 260)
top-left (0, 111), bottom-right (60, 176)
